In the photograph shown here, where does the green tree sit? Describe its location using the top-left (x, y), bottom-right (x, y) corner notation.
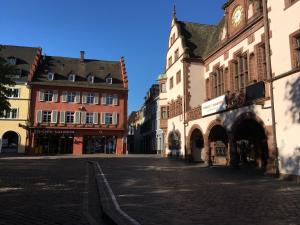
top-left (0, 45), bottom-right (16, 113)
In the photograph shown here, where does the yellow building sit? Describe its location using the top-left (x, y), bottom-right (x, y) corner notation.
top-left (0, 45), bottom-right (41, 153)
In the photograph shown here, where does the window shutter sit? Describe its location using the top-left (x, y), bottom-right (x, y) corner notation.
top-left (101, 94), bottom-right (107, 105)
top-left (17, 89), bottom-right (21, 98)
top-left (39, 89), bottom-right (44, 101)
top-left (81, 111), bottom-right (86, 124)
top-left (74, 111), bottom-right (81, 124)
top-left (113, 112), bottom-right (118, 125)
top-left (16, 108), bottom-right (19, 119)
top-left (82, 92), bottom-right (87, 104)
top-left (53, 90), bottom-right (58, 102)
top-left (101, 112), bottom-right (105, 124)
top-left (94, 93), bottom-right (99, 104)
top-left (93, 112), bottom-right (99, 124)
top-left (62, 92), bottom-right (67, 102)
top-left (113, 94), bottom-right (118, 106)
top-left (37, 110), bottom-right (42, 123)
top-left (75, 92), bottom-right (81, 103)
top-left (51, 110), bottom-right (58, 123)
top-left (60, 111), bottom-right (65, 124)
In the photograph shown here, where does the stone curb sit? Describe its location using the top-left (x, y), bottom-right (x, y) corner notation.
top-left (91, 161), bottom-right (141, 225)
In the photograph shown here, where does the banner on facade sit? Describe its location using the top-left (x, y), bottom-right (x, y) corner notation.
top-left (201, 95), bottom-right (227, 117)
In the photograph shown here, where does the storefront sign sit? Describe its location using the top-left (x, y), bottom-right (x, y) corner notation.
top-left (35, 129), bottom-right (75, 134)
top-left (201, 95), bottom-right (227, 117)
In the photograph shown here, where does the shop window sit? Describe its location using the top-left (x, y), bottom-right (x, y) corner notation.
top-left (87, 93), bottom-right (94, 104)
top-left (86, 113), bottom-right (93, 124)
top-left (290, 31), bottom-right (300, 69)
top-left (44, 90), bottom-right (53, 102)
top-left (176, 70), bottom-right (181, 84)
top-left (169, 77), bottom-right (174, 89)
top-left (67, 92), bottom-right (76, 103)
top-left (42, 111), bottom-right (51, 123)
top-left (66, 112), bottom-right (75, 123)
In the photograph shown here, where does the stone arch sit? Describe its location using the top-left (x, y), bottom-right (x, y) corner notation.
top-left (1, 131), bottom-right (20, 153)
top-left (230, 112), bottom-right (271, 169)
top-left (187, 124), bottom-right (205, 162)
top-left (205, 119), bottom-right (229, 166)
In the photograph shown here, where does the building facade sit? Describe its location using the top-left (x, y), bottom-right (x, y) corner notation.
top-left (161, 0), bottom-right (300, 177)
top-left (27, 52), bottom-right (128, 155)
top-left (0, 45), bottom-right (41, 153)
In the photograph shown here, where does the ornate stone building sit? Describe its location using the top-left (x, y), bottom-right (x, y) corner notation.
top-left (161, 0), bottom-right (300, 177)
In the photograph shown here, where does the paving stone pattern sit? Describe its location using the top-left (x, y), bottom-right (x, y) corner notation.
top-left (98, 157), bottom-right (300, 225)
top-left (0, 159), bottom-right (101, 225)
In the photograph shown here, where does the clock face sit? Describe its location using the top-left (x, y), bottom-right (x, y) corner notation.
top-left (232, 5), bottom-right (244, 27)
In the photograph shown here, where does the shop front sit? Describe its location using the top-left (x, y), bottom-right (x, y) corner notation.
top-left (83, 136), bottom-right (116, 154)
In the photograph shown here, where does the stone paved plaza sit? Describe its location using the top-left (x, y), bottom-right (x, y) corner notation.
top-left (0, 155), bottom-right (299, 225)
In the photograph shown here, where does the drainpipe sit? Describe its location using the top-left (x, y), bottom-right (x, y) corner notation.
top-left (262, 0), bottom-right (279, 176)
top-left (183, 60), bottom-right (188, 161)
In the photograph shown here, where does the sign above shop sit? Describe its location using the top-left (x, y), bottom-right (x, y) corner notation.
top-left (35, 129), bottom-right (75, 134)
top-left (201, 95), bottom-right (227, 117)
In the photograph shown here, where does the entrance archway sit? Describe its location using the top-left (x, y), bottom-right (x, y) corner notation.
top-left (1, 131), bottom-right (19, 153)
top-left (190, 129), bottom-right (204, 162)
top-left (208, 125), bottom-right (229, 166)
top-left (232, 116), bottom-right (269, 169)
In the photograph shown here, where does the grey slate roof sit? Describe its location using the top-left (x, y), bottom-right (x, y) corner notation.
top-left (33, 55), bottom-right (124, 89)
top-left (176, 17), bottom-right (225, 60)
top-left (0, 45), bottom-right (39, 82)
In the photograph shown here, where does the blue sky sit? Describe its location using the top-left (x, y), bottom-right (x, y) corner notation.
top-left (0, 0), bottom-right (225, 113)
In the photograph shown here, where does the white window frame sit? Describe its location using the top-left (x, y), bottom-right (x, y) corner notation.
top-left (0, 108), bottom-right (18, 119)
top-left (67, 92), bottom-right (76, 103)
top-left (66, 111), bottom-right (75, 124)
top-left (86, 112), bottom-right (93, 124)
top-left (106, 77), bottom-right (112, 84)
top-left (42, 111), bottom-right (51, 123)
top-left (88, 75), bottom-right (94, 84)
top-left (105, 113), bottom-right (113, 125)
top-left (86, 93), bottom-right (94, 104)
top-left (44, 90), bottom-right (53, 102)
top-left (48, 72), bottom-right (54, 81)
top-left (68, 74), bottom-right (75, 82)
top-left (7, 88), bottom-right (20, 98)
top-left (106, 95), bottom-right (113, 105)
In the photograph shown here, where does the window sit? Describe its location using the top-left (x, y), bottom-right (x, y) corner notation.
top-left (161, 106), bottom-right (168, 119)
top-left (160, 83), bottom-right (166, 93)
top-left (290, 32), bottom-right (300, 68)
top-left (7, 88), bottom-right (19, 98)
top-left (212, 68), bottom-right (225, 98)
top-left (106, 95), bottom-right (113, 105)
top-left (66, 112), bottom-right (74, 123)
top-left (168, 56), bottom-right (172, 68)
top-left (257, 44), bottom-right (267, 80)
top-left (7, 57), bottom-right (16, 65)
top-left (44, 90), bottom-right (53, 102)
top-left (176, 70), bottom-right (181, 84)
top-left (68, 74), bottom-right (75, 82)
top-left (67, 92), bottom-right (76, 102)
top-left (87, 75), bottom-right (94, 83)
top-left (174, 49), bottom-right (179, 61)
top-left (42, 111), bottom-right (51, 123)
top-left (86, 113), bottom-right (93, 124)
top-left (0, 108), bottom-right (18, 119)
top-left (105, 113), bottom-right (113, 124)
top-left (169, 77), bottom-right (174, 89)
top-left (231, 54), bottom-right (248, 91)
top-left (48, 72), bottom-right (54, 81)
top-left (87, 93), bottom-right (94, 104)
top-left (106, 77), bottom-right (112, 84)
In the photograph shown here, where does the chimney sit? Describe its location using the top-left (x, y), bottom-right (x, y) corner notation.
top-left (80, 51), bottom-right (85, 62)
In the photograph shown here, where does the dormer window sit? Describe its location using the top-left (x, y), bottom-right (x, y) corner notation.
top-left (7, 57), bottom-right (16, 65)
top-left (87, 75), bottom-right (94, 84)
top-left (106, 77), bottom-right (112, 84)
top-left (68, 74), bottom-right (75, 82)
top-left (48, 72), bottom-right (54, 81)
